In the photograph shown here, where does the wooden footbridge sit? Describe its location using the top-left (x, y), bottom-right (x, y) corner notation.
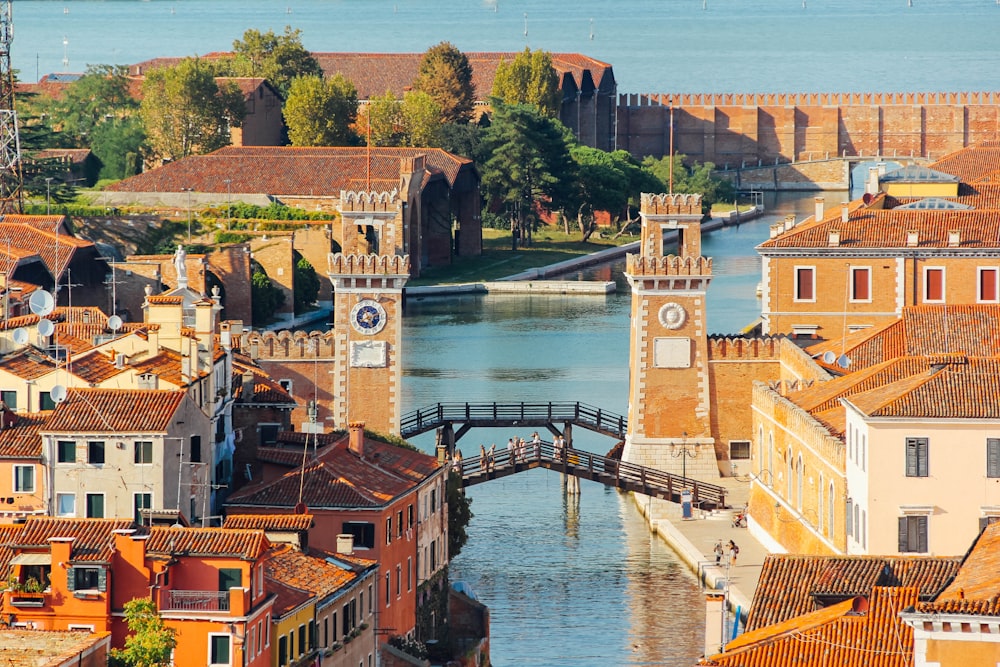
top-left (455, 440), bottom-right (728, 510)
top-left (400, 401), bottom-right (628, 441)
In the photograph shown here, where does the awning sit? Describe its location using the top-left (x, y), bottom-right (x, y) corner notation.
top-left (10, 553), bottom-right (51, 566)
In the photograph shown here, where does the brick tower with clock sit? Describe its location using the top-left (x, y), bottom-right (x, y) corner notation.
top-left (622, 192), bottom-right (720, 479)
top-left (328, 190), bottom-right (410, 435)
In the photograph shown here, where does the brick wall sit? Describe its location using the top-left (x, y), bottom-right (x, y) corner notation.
top-left (243, 331), bottom-right (336, 429)
top-left (249, 235), bottom-right (295, 320)
top-left (205, 245), bottom-right (252, 325)
top-left (618, 91), bottom-right (1000, 164)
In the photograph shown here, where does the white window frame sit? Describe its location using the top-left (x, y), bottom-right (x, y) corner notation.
top-left (56, 493), bottom-right (76, 517)
top-left (12, 464), bottom-right (34, 493)
top-left (793, 265), bottom-right (816, 303)
top-left (978, 266), bottom-right (1000, 303)
top-left (207, 632), bottom-right (232, 667)
top-left (849, 266), bottom-right (872, 303)
top-left (922, 266), bottom-right (946, 303)
top-left (67, 624), bottom-right (95, 632)
top-left (85, 492), bottom-right (105, 518)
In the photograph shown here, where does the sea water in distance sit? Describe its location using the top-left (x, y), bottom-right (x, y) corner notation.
top-left (16, 0), bottom-right (1000, 93)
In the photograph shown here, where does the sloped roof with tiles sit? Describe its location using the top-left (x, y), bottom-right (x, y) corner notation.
top-left (746, 553), bottom-right (959, 631)
top-left (223, 514), bottom-right (314, 532)
top-left (131, 348), bottom-right (206, 386)
top-left (0, 629), bottom-right (110, 667)
top-left (264, 543), bottom-right (359, 602)
top-left (759, 209), bottom-right (1000, 250)
top-left (266, 575), bottom-right (313, 619)
top-left (0, 348), bottom-right (58, 381)
top-left (929, 140), bottom-right (1000, 183)
top-left (703, 587), bottom-right (918, 667)
top-left (7, 517), bottom-right (134, 564)
top-left (915, 521), bottom-right (1000, 616)
top-left (0, 524), bottom-right (20, 580)
top-left (0, 413), bottom-right (47, 459)
top-left (42, 389), bottom-right (186, 433)
top-left (107, 146), bottom-right (473, 196)
top-left (0, 220), bottom-right (94, 280)
top-left (256, 445), bottom-right (311, 467)
top-left (64, 348), bottom-right (131, 384)
top-left (231, 355), bottom-right (296, 405)
top-left (807, 304), bottom-right (1000, 373)
top-left (228, 435), bottom-right (439, 509)
top-left (145, 526), bottom-right (268, 560)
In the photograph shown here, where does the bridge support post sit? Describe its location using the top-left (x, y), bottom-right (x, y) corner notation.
top-left (436, 423), bottom-right (456, 461)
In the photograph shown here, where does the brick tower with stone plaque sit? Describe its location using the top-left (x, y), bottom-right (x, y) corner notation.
top-left (328, 190), bottom-right (410, 435)
top-left (622, 192), bottom-right (720, 480)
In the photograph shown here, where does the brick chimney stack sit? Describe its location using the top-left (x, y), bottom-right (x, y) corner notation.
top-left (348, 421), bottom-right (365, 456)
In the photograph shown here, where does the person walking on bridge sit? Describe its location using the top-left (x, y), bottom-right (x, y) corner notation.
top-left (488, 443), bottom-right (496, 471)
top-left (532, 431), bottom-right (541, 459)
top-left (479, 444), bottom-right (487, 472)
top-left (507, 437), bottom-right (515, 465)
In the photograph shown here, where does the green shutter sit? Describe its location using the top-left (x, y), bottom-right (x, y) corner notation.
top-left (97, 568), bottom-right (107, 592)
top-left (66, 567), bottom-right (76, 592)
top-left (898, 517), bottom-right (908, 552)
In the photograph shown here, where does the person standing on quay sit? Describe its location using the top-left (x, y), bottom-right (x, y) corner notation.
top-left (728, 540), bottom-right (739, 566)
top-left (714, 540), bottom-right (724, 566)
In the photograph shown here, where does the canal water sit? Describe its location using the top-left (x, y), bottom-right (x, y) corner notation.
top-left (402, 192), bottom-right (842, 666)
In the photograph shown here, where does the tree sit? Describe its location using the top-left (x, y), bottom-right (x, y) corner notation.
top-left (641, 154), bottom-right (736, 215)
top-left (89, 116), bottom-right (147, 180)
top-left (293, 255), bottom-right (320, 315)
top-left (109, 597), bottom-right (177, 667)
top-left (401, 91), bottom-right (443, 147)
top-left (140, 58), bottom-right (245, 163)
top-left (413, 41), bottom-right (475, 124)
top-left (251, 263), bottom-right (285, 326)
top-left (568, 145), bottom-right (630, 239)
top-left (447, 471), bottom-right (473, 559)
top-left (282, 74), bottom-right (359, 147)
top-left (230, 26), bottom-right (322, 98)
top-left (437, 121), bottom-right (484, 160)
top-left (362, 90), bottom-right (405, 147)
top-left (480, 101), bottom-right (576, 248)
top-left (491, 48), bottom-right (561, 118)
top-left (35, 64), bottom-right (137, 146)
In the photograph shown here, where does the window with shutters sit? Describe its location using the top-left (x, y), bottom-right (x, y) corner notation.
top-left (923, 267), bottom-right (945, 302)
top-left (898, 515), bottom-right (929, 553)
top-left (219, 568), bottom-right (242, 592)
top-left (979, 268), bottom-right (999, 303)
top-left (905, 437), bottom-right (929, 477)
top-left (1, 390), bottom-right (16, 409)
top-left (57, 440), bottom-right (76, 463)
top-left (209, 633), bottom-right (231, 666)
top-left (846, 498), bottom-right (853, 535)
top-left (134, 441), bottom-right (153, 465)
top-left (794, 266), bottom-right (815, 302)
top-left (69, 566), bottom-right (104, 592)
top-left (85, 493), bottom-right (104, 518)
top-left (341, 521), bottom-right (374, 549)
top-left (850, 267), bottom-right (871, 302)
top-left (87, 441), bottom-right (105, 465)
top-left (988, 439), bottom-right (1000, 478)
top-left (13, 465), bottom-right (33, 493)
top-left (278, 636), bottom-right (287, 667)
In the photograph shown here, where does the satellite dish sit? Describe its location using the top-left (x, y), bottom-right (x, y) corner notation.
top-left (862, 192), bottom-right (874, 205)
top-left (837, 354), bottom-right (852, 369)
top-left (107, 315), bottom-right (123, 331)
top-left (822, 351), bottom-right (836, 364)
top-left (37, 319), bottom-right (54, 337)
top-left (12, 328), bottom-right (27, 345)
top-left (28, 290), bottom-right (54, 317)
top-left (50, 385), bottom-right (67, 403)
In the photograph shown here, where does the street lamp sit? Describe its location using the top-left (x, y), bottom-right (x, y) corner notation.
top-left (45, 177), bottom-right (53, 215)
top-left (181, 187), bottom-right (193, 242)
top-left (672, 431), bottom-right (698, 482)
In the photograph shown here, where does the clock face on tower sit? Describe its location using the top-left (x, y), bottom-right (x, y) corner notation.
top-left (350, 299), bottom-right (387, 335)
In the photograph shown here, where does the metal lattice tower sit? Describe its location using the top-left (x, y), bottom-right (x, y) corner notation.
top-left (0, 0), bottom-right (22, 214)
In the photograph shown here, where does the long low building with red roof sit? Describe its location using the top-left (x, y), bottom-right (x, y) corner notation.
top-left (104, 145), bottom-right (481, 277)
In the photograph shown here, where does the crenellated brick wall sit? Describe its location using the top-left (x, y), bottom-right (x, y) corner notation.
top-left (617, 91), bottom-right (1000, 165)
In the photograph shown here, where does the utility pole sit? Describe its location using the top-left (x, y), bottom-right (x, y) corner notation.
top-left (0, 0), bottom-right (23, 213)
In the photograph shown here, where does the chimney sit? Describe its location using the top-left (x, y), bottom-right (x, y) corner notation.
top-left (336, 534), bottom-right (354, 555)
top-left (828, 230), bottom-right (840, 247)
top-left (906, 230), bottom-right (919, 247)
top-left (769, 223), bottom-right (782, 239)
top-left (348, 421), bottom-right (365, 456)
top-left (783, 215), bottom-right (795, 232)
top-left (220, 321), bottom-right (232, 350)
top-left (241, 371), bottom-right (255, 402)
top-left (814, 197), bottom-right (825, 222)
top-left (147, 324), bottom-right (160, 355)
top-left (866, 167), bottom-right (880, 195)
top-left (948, 230), bottom-right (960, 247)
top-left (841, 203), bottom-right (850, 222)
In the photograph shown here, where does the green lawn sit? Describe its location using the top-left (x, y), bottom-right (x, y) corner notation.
top-left (408, 227), bottom-right (640, 286)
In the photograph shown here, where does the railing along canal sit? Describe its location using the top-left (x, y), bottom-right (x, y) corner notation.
top-left (400, 401), bottom-right (628, 439)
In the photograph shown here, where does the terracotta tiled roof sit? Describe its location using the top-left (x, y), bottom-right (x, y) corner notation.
top-left (42, 389), bottom-right (186, 433)
top-left (759, 209), bottom-right (1000, 250)
top-left (705, 587), bottom-right (918, 667)
top-left (0, 629), bottom-right (111, 664)
top-left (915, 521), bottom-right (1000, 616)
top-left (0, 413), bottom-right (47, 459)
top-left (0, 348), bottom-right (58, 381)
top-left (223, 514), bottom-right (314, 532)
top-left (32, 148), bottom-right (93, 164)
top-left (145, 526), bottom-right (268, 560)
top-left (264, 543), bottom-right (358, 601)
top-left (0, 524), bottom-right (20, 580)
top-left (0, 220), bottom-right (93, 280)
top-left (275, 430), bottom-right (343, 450)
top-left (231, 356), bottom-right (295, 405)
top-left (255, 446), bottom-right (309, 467)
top-left (11, 517), bottom-right (134, 563)
top-left (931, 141), bottom-right (1000, 183)
top-left (64, 349), bottom-right (131, 384)
top-left (131, 348), bottom-right (206, 386)
top-left (746, 554), bottom-right (959, 632)
top-left (107, 146), bottom-right (473, 197)
top-left (266, 574), bottom-right (314, 618)
top-left (227, 435), bottom-right (439, 510)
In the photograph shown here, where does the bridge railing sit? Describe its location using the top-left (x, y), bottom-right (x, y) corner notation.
top-left (400, 401), bottom-right (627, 438)
top-left (457, 441), bottom-right (726, 509)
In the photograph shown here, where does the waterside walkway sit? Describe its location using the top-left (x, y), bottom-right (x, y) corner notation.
top-left (633, 476), bottom-right (765, 625)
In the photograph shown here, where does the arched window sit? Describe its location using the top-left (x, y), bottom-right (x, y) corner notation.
top-left (818, 473), bottom-right (824, 533)
top-left (828, 482), bottom-right (835, 538)
top-left (797, 455), bottom-right (804, 511)
top-left (787, 447), bottom-right (794, 500)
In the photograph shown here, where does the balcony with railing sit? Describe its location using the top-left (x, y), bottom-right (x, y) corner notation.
top-left (160, 589), bottom-right (230, 613)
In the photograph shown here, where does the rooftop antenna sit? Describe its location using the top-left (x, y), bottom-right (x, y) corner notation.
top-left (523, 12), bottom-right (528, 38)
top-left (589, 18), bottom-right (594, 40)
top-left (366, 119), bottom-right (371, 192)
top-left (0, 0), bottom-right (23, 213)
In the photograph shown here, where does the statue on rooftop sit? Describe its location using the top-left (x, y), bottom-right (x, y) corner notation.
top-left (174, 244), bottom-right (188, 290)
